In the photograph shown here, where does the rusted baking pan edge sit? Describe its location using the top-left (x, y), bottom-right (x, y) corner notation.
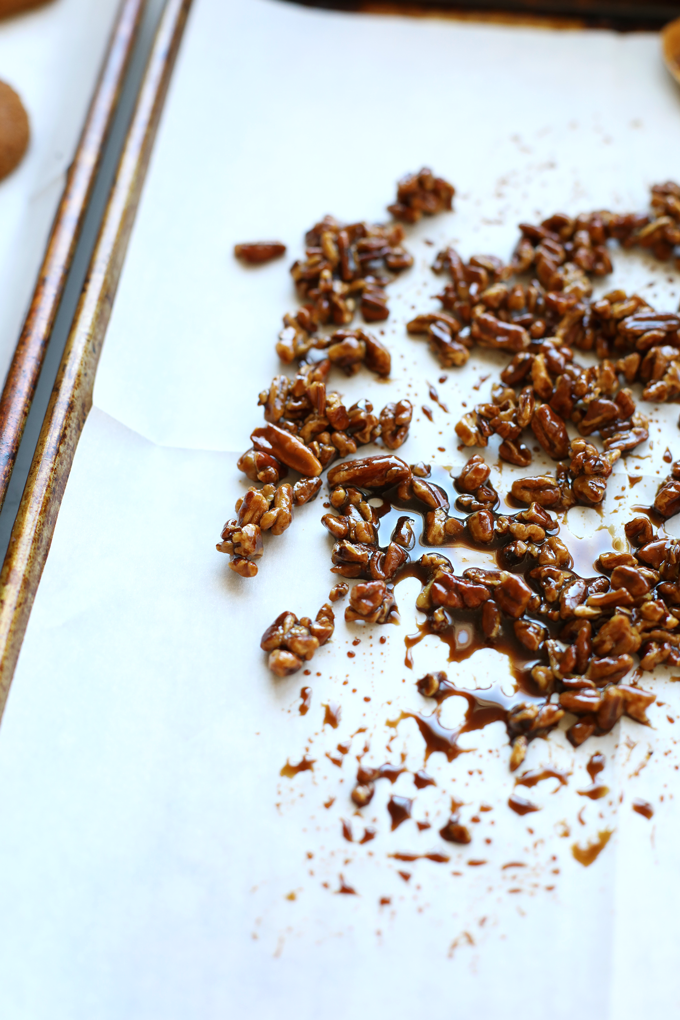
top-left (289, 0), bottom-right (680, 29)
top-left (0, 0), bottom-right (147, 514)
top-left (0, 0), bottom-right (194, 719)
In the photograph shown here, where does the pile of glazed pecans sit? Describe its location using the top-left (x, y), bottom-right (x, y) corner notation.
top-left (226, 172), bottom-right (680, 798)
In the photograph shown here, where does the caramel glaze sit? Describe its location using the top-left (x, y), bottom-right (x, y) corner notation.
top-left (340, 466), bottom-right (636, 764)
top-left (387, 795), bottom-right (413, 830)
top-left (389, 851), bottom-right (449, 863)
top-left (632, 799), bottom-right (654, 819)
top-left (323, 702), bottom-right (342, 728)
top-left (413, 769), bottom-right (436, 789)
top-left (336, 878), bottom-right (357, 895)
top-left (280, 757), bottom-right (315, 778)
top-left (508, 792), bottom-right (540, 815)
top-left (572, 830), bottom-right (613, 866)
top-left (516, 768), bottom-right (569, 789)
top-left (587, 752), bottom-right (605, 782)
top-left (299, 686), bottom-right (312, 716)
top-left (631, 504), bottom-right (666, 529)
top-left (578, 752), bottom-right (609, 798)
top-left (577, 784), bottom-right (609, 800)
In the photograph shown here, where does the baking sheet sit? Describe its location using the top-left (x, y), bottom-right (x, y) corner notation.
top-left (1, 1), bottom-right (680, 1017)
top-left (0, 0), bottom-right (124, 385)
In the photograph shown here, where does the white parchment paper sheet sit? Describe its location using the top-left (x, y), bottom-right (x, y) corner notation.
top-left (1, 2), bottom-right (680, 1018)
top-left (0, 0), bottom-right (124, 383)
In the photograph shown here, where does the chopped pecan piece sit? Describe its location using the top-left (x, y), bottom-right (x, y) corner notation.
top-left (531, 404), bottom-right (570, 460)
top-left (388, 167), bottom-right (455, 223)
top-left (655, 464), bottom-right (680, 519)
top-left (251, 423), bottom-right (323, 477)
top-left (328, 455), bottom-right (410, 489)
top-left (234, 241), bottom-right (286, 264)
top-left (261, 603), bottom-right (334, 676)
top-left (439, 815), bottom-right (472, 844)
top-left (379, 400), bottom-right (413, 450)
top-left (345, 580), bottom-right (397, 624)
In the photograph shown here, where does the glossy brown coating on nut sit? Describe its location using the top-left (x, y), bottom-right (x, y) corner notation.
top-left (261, 603), bottom-right (335, 676)
top-left (234, 242), bottom-right (286, 264)
top-left (388, 167), bottom-right (455, 223)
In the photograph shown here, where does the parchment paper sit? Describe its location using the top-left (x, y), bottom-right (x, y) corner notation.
top-left (1, 2), bottom-right (680, 1017)
top-left (0, 0), bottom-right (123, 383)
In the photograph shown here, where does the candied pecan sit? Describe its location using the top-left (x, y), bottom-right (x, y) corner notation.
top-left (363, 332), bottom-right (392, 376)
top-left (293, 476), bottom-right (322, 505)
top-left (496, 574), bottom-right (533, 619)
top-left (417, 672), bottom-right (446, 698)
top-left (482, 600), bottom-right (502, 639)
top-left (455, 410), bottom-right (488, 447)
top-left (618, 684), bottom-right (655, 723)
top-left (310, 603), bottom-right (335, 645)
top-left (379, 400), bottom-right (413, 450)
top-left (388, 168), bottom-right (455, 223)
top-left (351, 783), bottom-right (375, 807)
top-left (406, 311), bottom-right (461, 336)
top-left (289, 213), bottom-right (412, 337)
top-left (455, 454), bottom-right (490, 493)
top-left (261, 603), bottom-right (334, 676)
top-left (327, 455), bottom-right (410, 489)
top-left (467, 509), bottom-right (495, 544)
top-left (654, 466), bottom-right (680, 519)
top-left (639, 641), bottom-right (670, 670)
top-left (251, 423), bottom-right (322, 477)
top-left (509, 736), bottom-right (528, 772)
top-left (499, 439), bottom-right (532, 466)
top-left (237, 448), bottom-right (287, 485)
top-left (329, 582), bottom-right (349, 602)
top-left (625, 516), bottom-right (654, 547)
top-left (560, 688), bottom-right (602, 714)
top-left (531, 404), bottom-right (570, 460)
top-left (429, 572), bottom-right (491, 611)
top-left (610, 564), bottom-right (650, 597)
top-left (567, 716), bottom-right (597, 746)
top-left (327, 328), bottom-right (392, 377)
top-left (259, 483), bottom-right (293, 535)
top-left (424, 509), bottom-right (465, 545)
top-left (234, 241), bottom-right (286, 264)
top-left (392, 516), bottom-right (416, 549)
top-left (345, 580), bottom-right (397, 624)
top-left (361, 282), bottom-right (389, 323)
top-left (514, 619), bottom-right (545, 652)
top-left (268, 649), bottom-right (303, 677)
top-left (322, 509), bottom-right (376, 545)
top-left (568, 438), bottom-right (620, 506)
top-left (327, 333), bottom-right (366, 374)
top-left (345, 399), bottom-right (380, 444)
top-left (472, 312), bottom-right (530, 353)
top-left (439, 815), bottom-right (471, 844)
top-left (588, 654), bottom-right (634, 684)
top-left (511, 475), bottom-right (563, 510)
top-left (428, 321), bottom-right (470, 367)
top-left (507, 703), bottom-right (564, 743)
top-left (218, 484), bottom-right (268, 576)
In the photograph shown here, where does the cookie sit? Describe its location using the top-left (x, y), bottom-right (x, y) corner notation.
top-left (0, 0), bottom-right (52, 17)
top-left (0, 81), bottom-right (28, 180)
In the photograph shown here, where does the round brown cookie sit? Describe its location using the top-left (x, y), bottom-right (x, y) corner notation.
top-left (0, 0), bottom-right (52, 17)
top-left (0, 81), bottom-right (28, 180)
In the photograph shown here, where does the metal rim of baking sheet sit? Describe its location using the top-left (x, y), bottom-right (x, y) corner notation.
top-left (291, 0), bottom-right (680, 29)
top-left (0, 0), bottom-right (194, 719)
top-left (0, 0), bottom-right (147, 514)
